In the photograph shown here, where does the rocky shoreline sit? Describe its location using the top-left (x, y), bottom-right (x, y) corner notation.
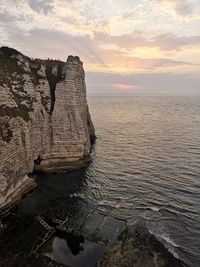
top-left (0, 181), bottom-right (188, 267)
top-left (0, 175), bottom-right (37, 215)
top-left (100, 224), bottom-right (187, 267)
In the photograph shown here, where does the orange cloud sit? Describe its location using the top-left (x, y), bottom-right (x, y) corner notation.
top-left (113, 83), bottom-right (137, 91)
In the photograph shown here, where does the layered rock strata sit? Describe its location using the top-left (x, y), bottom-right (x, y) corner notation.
top-left (0, 47), bottom-right (95, 213)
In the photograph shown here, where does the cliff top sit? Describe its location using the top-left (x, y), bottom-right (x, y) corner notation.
top-left (0, 46), bottom-right (82, 66)
top-left (0, 47), bottom-right (84, 123)
top-left (0, 46), bottom-right (25, 58)
top-left (0, 46), bottom-right (83, 90)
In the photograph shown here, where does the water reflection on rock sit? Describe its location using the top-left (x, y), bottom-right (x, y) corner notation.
top-left (42, 232), bottom-right (104, 267)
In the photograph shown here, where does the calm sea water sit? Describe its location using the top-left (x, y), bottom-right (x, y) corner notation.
top-left (15, 96), bottom-right (200, 266)
top-left (86, 96), bottom-right (200, 266)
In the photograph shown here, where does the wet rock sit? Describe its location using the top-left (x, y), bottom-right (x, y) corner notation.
top-left (0, 200), bottom-right (188, 267)
top-left (100, 223), bottom-right (188, 267)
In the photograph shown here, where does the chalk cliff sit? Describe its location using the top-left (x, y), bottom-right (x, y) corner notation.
top-left (0, 47), bottom-right (95, 213)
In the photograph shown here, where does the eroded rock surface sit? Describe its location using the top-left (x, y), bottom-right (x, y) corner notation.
top-left (0, 47), bottom-right (95, 213)
top-left (100, 224), bottom-right (186, 267)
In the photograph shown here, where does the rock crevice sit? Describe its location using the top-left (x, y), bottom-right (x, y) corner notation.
top-left (0, 47), bottom-right (95, 213)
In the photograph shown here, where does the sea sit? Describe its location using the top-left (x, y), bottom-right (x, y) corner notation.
top-left (12, 96), bottom-right (200, 266)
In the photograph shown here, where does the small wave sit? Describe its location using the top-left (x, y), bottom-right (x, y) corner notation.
top-left (159, 236), bottom-right (180, 260)
top-left (146, 206), bottom-right (160, 211)
top-left (98, 199), bottom-right (127, 209)
top-left (98, 199), bottom-right (114, 207)
top-left (136, 206), bottom-right (160, 212)
top-left (0, 222), bottom-right (6, 230)
top-left (147, 221), bottom-right (181, 260)
top-left (69, 193), bottom-right (85, 198)
top-left (148, 230), bottom-right (180, 260)
top-left (159, 234), bottom-right (180, 248)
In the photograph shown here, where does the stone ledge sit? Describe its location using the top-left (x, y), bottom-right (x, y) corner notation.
top-left (34, 157), bottom-right (91, 174)
top-left (0, 175), bottom-right (37, 215)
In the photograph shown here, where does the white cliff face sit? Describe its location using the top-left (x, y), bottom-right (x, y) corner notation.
top-left (0, 47), bottom-right (95, 213)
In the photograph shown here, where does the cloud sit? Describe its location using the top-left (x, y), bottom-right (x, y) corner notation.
top-left (4, 28), bottom-right (106, 66)
top-left (154, 33), bottom-right (200, 50)
top-left (95, 31), bottom-right (150, 50)
top-left (28, 0), bottom-right (54, 15)
top-left (0, 0), bottom-right (199, 95)
top-left (174, 0), bottom-right (193, 16)
top-left (86, 71), bottom-right (200, 95)
top-left (113, 83), bottom-right (138, 91)
top-left (1, 23), bottom-right (198, 76)
top-left (0, 9), bottom-right (16, 22)
top-left (149, 0), bottom-right (199, 18)
top-left (151, 58), bottom-right (197, 68)
top-left (95, 31), bottom-right (200, 52)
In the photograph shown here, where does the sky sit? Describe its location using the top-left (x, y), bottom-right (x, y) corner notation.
top-left (0, 0), bottom-right (200, 95)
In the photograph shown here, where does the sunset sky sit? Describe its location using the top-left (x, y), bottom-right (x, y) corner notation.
top-left (0, 0), bottom-right (199, 95)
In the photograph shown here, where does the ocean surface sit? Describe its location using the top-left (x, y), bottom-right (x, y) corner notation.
top-left (16, 96), bottom-right (200, 266)
top-left (87, 96), bottom-right (200, 266)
